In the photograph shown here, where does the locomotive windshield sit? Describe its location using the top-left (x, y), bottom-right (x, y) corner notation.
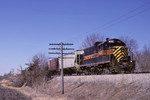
top-left (104, 39), bottom-right (126, 47)
top-left (98, 39), bottom-right (126, 50)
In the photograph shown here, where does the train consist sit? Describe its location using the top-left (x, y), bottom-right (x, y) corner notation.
top-left (48, 38), bottom-right (135, 75)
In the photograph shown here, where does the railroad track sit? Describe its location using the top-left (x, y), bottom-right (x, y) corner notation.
top-left (53, 73), bottom-right (150, 88)
top-left (61, 72), bottom-right (150, 77)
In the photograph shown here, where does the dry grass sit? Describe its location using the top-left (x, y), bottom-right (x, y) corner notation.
top-left (0, 85), bottom-right (31, 100)
top-left (10, 65), bottom-right (50, 88)
top-left (0, 76), bottom-right (3, 81)
top-left (2, 74), bottom-right (150, 100)
top-left (34, 74), bottom-right (150, 100)
top-left (10, 53), bottom-right (51, 88)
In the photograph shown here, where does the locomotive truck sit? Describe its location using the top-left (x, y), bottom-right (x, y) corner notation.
top-left (48, 38), bottom-right (135, 75)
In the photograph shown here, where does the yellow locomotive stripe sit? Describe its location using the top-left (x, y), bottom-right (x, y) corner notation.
top-left (116, 53), bottom-right (124, 59)
top-left (113, 46), bottom-right (128, 60)
top-left (122, 51), bottom-right (125, 55)
top-left (117, 51), bottom-right (128, 60)
top-left (118, 55), bottom-right (124, 60)
top-left (116, 52), bottom-right (123, 58)
top-left (122, 48), bottom-right (128, 57)
top-left (123, 51), bottom-right (127, 57)
top-left (113, 46), bottom-right (122, 54)
top-left (114, 50), bottom-right (121, 56)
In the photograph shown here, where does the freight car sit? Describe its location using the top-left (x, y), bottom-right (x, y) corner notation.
top-left (48, 58), bottom-right (59, 75)
top-left (48, 38), bottom-right (135, 75)
top-left (48, 50), bottom-right (84, 75)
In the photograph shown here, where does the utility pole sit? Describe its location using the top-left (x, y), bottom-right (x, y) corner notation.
top-left (49, 42), bottom-right (74, 94)
top-left (60, 42), bottom-right (64, 94)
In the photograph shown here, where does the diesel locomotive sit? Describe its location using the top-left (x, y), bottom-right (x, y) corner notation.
top-left (48, 38), bottom-right (135, 75)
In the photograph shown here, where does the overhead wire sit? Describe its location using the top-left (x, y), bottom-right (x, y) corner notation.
top-left (94, 6), bottom-right (150, 33)
top-left (64, 1), bottom-right (150, 48)
top-left (86, 1), bottom-right (150, 33)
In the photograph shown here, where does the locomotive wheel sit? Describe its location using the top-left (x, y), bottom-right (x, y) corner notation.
top-left (108, 65), bottom-right (117, 74)
top-left (124, 65), bottom-right (135, 74)
top-left (109, 60), bottom-right (119, 74)
top-left (114, 65), bottom-right (122, 74)
top-left (102, 66), bottom-right (111, 74)
top-left (110, 61), bottom-right (124, 74)
top-left (76, 71), bottom-right (80, 75)
top-left (109, 65), bottom-right (123, 74)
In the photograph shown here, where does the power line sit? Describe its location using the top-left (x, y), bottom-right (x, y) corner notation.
top-left (87, 1), bottom-right (150, 33)
top-left (65, 1), bottom-right (150, 43)
top-left (94, 6), bottom-right (150, 33)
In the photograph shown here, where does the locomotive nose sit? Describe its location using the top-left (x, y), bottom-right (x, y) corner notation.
top-left (113, 46), bottom-right (128, 61)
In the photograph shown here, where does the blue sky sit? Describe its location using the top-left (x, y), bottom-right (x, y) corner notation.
top-left (0, 0), bottom-right (150, 75)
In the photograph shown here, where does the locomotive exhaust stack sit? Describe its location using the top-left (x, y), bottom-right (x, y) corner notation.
top-left (106, 38), bottom-right (109, 41)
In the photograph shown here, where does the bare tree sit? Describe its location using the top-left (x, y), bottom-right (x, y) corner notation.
top-left (81, 33), bottom-right (105, 49)
top-left (12, 53), bottom-right (50, 87)
top-left (136, 45), bottom-right (150, 72)
top-left (119, 36), bottom-right (138, 52)
top-left (31, 53), bottom-right (48, 67)
top-left (119, 36), bottom-right (139, 72)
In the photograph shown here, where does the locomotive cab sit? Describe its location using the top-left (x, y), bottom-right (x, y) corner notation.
top-left (104, 39), bottom-right (135, 73)
top-left (103, 39), bottom-right (130, 62)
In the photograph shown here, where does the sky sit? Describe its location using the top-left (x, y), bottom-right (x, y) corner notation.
top-left (0, 0), bottom-right (150, 75)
